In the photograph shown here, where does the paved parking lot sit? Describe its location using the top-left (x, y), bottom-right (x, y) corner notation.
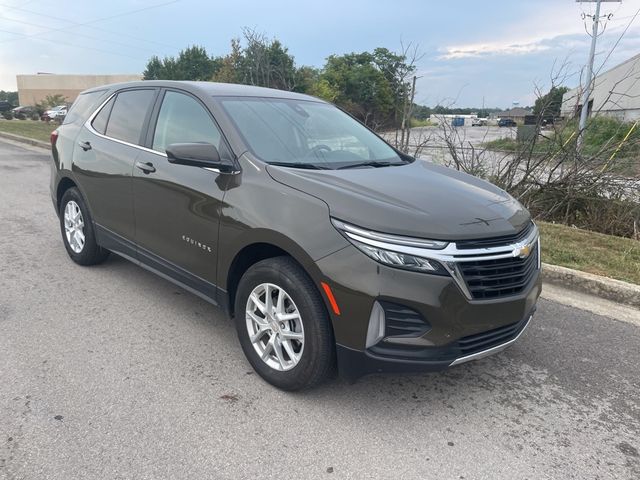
top-left (1, 139), bottom-right (639, 479)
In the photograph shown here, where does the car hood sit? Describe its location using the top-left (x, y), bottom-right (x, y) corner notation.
top-left (266, 160), bottom-right (531, 240)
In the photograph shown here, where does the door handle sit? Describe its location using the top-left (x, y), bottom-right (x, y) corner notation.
top-left (135, 161), bottom-right (156, 174)
top-left (78, 141), bottom-right (92, 151)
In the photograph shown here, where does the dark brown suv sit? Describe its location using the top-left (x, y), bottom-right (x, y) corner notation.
top-left (50, 81), bottom-right (541, 390)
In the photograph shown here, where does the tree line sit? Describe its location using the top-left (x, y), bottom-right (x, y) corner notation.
top-left (143, 28), bottom-right (419, 132)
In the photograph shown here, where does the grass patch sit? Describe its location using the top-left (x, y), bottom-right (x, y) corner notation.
top-left (410, 118), bottom-right (435, 128)
top-left (0, 119), bottom-right (56, 142)
top-left (483, 137), bottom-right (518, 151)
top-left (538, 221), bottom-right (640, 285)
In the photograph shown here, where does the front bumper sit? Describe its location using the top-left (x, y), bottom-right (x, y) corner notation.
top-left (336, 309), bottom-right (534, 382)
top-left (315, 243), bottom-right (541, 382)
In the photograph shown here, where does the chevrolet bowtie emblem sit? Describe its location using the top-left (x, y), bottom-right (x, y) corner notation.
top-left (515, 244), bottom-right (532, 259)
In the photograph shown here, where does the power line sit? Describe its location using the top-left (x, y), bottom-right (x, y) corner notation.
top-left (595, 7), bottom-right (640, 76)
top-left (0, 1), bottom-right (182, 51)
top-left (0, 14), bottom-right (166, 54)
top-left (0, 0), bottom-right (180, 45)
top-left (0, 25), bottom-right (148, 62)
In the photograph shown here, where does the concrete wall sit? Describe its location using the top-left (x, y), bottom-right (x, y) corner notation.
top-left (561, 54), bottom-right (640, 121)
top-left (17, 74), bottom-right (142, 106)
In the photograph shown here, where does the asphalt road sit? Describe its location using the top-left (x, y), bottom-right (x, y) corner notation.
top-left (1, 138), bottom-right (639, 480)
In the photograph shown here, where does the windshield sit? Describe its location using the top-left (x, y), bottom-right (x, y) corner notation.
top-left (219, 97), bottom-right (405, 169)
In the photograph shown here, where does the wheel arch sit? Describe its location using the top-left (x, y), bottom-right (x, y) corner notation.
top-left (222, 230), bottom-right (328, 319)
top-left (56, 176), bottom-right (78, 213)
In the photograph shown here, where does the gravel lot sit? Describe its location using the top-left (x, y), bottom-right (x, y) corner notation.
top-left (1, 139), bottom-right (639, 480)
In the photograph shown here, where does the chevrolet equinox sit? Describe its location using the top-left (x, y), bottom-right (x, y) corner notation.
top-left (50, 81), bottom-right (541, 390)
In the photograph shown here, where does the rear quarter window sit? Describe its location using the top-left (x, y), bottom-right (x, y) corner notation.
top-left (62, 90), bottom-right (108, 126)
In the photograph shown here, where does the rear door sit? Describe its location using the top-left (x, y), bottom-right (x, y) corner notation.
top-left (73, 88), bottom-right (157, 252)
top-left (132, 89), bottom-right (232, 298)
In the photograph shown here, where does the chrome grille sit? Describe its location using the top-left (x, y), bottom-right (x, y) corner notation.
top-left (458, 240), bottom-right (539, 299)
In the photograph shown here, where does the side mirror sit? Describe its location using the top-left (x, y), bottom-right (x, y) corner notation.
top-left (166, 142), bottom-right (235, 173)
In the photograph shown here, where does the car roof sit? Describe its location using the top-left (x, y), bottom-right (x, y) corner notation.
top-left (81, 80), bottom-right (325, 103)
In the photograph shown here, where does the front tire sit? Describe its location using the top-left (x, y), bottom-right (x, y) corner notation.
top-left (59, 187), bottom-right (109, 266)
top-left (234, 257), bottom-right (335, 391)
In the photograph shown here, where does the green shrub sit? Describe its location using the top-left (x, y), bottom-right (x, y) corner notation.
top-left (15, 112), bottom-right (26, 120)
top-left (1, 111), bottom-right (12, 120)
top-left (30, 113), bottom-right (40, 121)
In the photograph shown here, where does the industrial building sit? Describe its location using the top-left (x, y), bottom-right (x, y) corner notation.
top-left (16, 74), bottom-right (141, 106)
top-left (561, 53), bottom-right (640, 122)
top-left (491, 107), bottom-right (532, 125)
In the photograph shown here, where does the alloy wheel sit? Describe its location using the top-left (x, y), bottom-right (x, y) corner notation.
top-left (64, 200), bottom-right (85, 253)
top-left (245, 283), bottom-right (305, 371)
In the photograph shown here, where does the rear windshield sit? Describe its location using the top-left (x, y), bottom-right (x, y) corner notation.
top-left (63, 90), bottom-right (108, 126)
top-left (218, 97), bottom-right (401, 169)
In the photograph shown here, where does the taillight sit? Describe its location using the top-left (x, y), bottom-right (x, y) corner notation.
top-left (50, 129), bottom-right (59, 146)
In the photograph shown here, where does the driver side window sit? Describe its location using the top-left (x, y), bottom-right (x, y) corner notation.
top-left (152, 91), bottom-right (222, 154)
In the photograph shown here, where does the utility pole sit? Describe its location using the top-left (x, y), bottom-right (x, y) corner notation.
top-left (576, 0), bottom-right (620, 148)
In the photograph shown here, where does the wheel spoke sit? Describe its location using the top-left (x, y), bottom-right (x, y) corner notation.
top-left (281, 339), bottom-right (299, 364)
top-left (281, 330), bottom-right (303, 341)
top-left (276, 288), bottom-right (285, 315)
top-left (247, 310), bottom-right (268, 326)
top-left (265, 284), bottom-right (273, 314)
top-left (278, 312), bottom-right (300, 322)
top-left (261, 339), bottom-right (274, 360)
top-left (249, 326), bottom-right (268, 343)
top-left (76, 231), bottom-right (85, 249)
top-left (273, 337), bottom-right (287, 368)
top-left (250, 293), bottom-right (266, 314)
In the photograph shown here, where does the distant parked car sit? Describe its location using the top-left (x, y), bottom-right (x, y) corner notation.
top-left (12, 106), bottom-right (37, 116)
top-left (498, 118), bottom-right (517, 127)
top-left (0, 101), bottom-right (12, 112)
top-left (471, 118), bottom-right (487, 127)
top-left (42, 105), bottom-right (68, 121)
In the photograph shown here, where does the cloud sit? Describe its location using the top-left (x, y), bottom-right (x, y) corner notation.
top-left (439, 41), bottom-right (550, 60)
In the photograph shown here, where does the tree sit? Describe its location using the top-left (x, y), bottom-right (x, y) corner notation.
top-left (212, 30), bottom-right (299, 91)
top-left (319, 52), bottom-right (395, 127)
top-left (533, 86), bottom-right (569, 118)
top-left (0, 90), bottom-right (18, 106)
top-left (143, 46), bottom-right (219, 81)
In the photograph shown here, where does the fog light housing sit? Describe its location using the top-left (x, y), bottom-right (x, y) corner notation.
top-left (366, 301), bottom-right (386, 348)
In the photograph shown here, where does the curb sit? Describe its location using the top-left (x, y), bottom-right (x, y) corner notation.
top-left (542, 263), bottom-right (640, 309)
top-left (0, 131), bottom-right (50, 149)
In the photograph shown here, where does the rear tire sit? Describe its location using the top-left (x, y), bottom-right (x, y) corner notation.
top-left (59, 187), bottom-right (109, 266)
top-left (234, 256), bottom-right (335, 391)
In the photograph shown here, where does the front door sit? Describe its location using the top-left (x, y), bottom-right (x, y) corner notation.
top-left (132, 89), bottom-right (231, 300)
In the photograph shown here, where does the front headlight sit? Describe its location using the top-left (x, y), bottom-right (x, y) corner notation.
top-left (331, 219), bottom-right (448, 274)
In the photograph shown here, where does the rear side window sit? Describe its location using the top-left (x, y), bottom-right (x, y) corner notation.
top-left (105, 89), bottom-right (155, 145)
top-left (152, 91), bottom-right (222, 153)
top-left (91, 96), bottom-right (114, 135)
top-left (63, 90), bottom-right (107, 126)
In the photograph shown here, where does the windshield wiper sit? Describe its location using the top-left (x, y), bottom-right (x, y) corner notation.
top-left (267, 162), bottom-right (332, 170)
top-left (337, 160), bottom-right (407, 170)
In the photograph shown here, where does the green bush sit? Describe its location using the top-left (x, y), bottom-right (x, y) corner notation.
top-left (30, 113), bottom-right (40, 121)
top-left (1, 111), bottom-right (12, 120)
top-left (15, 112), bottom-right (26, 120)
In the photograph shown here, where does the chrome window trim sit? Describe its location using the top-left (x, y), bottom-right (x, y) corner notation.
top-left (332, 219), bottom-right (540, 301)
top-left (83, 91), bottom-right (239, 175)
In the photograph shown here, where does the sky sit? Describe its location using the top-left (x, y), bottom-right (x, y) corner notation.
top-left (1, 0), bottom-right (640, 108)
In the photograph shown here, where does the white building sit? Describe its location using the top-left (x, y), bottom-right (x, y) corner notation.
top-left (561, 53), bottom-right (640, 122)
